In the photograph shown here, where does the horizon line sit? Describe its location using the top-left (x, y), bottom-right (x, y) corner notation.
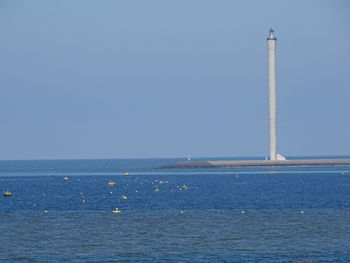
top-left (0, 154), bottom-right (350, 162)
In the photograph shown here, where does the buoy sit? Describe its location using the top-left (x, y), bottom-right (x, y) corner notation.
top-left (112, 208), bottom-right (121, 213)
top-left (3, 191), bottom-right (12, 197)
top-left (44, 210), bottom-right (48, 213)
top-left (63, 177), bottom-right (69, 180)
top-left (241, 210), bottom-right (245, 214)
top-left (300, 210), bottom-right (304, 214)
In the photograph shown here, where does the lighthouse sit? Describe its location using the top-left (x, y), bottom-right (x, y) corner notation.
top-left (267, 29), bottom-right (277, 161)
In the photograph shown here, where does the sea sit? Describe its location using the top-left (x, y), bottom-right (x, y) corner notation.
top-left (1, 157), bottom-right (350, 263)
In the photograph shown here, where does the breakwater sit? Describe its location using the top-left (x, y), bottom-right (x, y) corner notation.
top-left (161, 158), bottom-right (350, 169)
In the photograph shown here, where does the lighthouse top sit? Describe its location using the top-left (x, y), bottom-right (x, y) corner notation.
top-left (267, 28), bottom-right (277, 41)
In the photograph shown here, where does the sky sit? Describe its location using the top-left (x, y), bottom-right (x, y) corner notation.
top-left (0, 0), bottom-right (349, 160)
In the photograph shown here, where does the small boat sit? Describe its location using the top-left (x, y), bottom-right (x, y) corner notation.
top-left (159, 180), bottom-right (168, 184)
top-left (180, 185), bottom-right (189, 190)
top-left (154, 188), bottom-right (160, 192)
top-left (120, 195), bottom-right (128, 199)
top-left (108, 181), bottom-right (116, 186)
top-left (3, 191), bottom-right (12, 197)
top-left (124, 172), bottom-right (129, 176)
top-left (112, 208), bottom-right (122, 213)
top-left (63, 177), bottom-right (69, 180)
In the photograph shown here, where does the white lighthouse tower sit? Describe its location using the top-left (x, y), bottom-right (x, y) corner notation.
top-left (267, 29), bottom-right (278, 161)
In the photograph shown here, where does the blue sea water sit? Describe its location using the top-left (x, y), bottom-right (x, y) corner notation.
top-left (1, 158), bottom-right (350, 262)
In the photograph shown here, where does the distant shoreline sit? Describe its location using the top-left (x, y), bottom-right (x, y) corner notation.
top-left (161, 158), bottom-right (350, 169)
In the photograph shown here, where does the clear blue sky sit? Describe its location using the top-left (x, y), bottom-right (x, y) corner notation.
top-left (0, 0), bottom-right (349, 160)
